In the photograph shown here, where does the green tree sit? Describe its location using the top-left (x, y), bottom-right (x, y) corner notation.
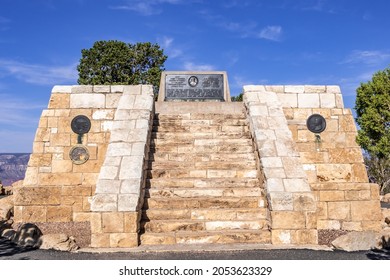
top-left (355, 67), bottom-right (390, 194)
top-left (77, 40), bottom-right (167, 91)
top-left (231, 92), bottom-right (243, 101)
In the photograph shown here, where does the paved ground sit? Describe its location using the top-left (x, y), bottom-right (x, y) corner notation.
top-left (1, 237), bottom-right (389, 260)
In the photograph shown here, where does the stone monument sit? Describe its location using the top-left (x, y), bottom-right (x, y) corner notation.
top-left (14, 71), bottom-right (382, 248)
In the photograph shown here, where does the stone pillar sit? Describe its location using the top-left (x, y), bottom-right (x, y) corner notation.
top-left (90, 85), bottom-right (154, 248)
top-left (243, 86), bottom-right (318, 245)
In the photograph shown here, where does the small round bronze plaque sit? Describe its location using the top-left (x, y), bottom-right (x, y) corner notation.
top-left (307, 114), bottom-right (327, 133)
top-left (71, 115), bottom-right (91, 134)
top-left (188, 76), bottom-right (199, 87)
top-left (69, 145), bottom-right (90, 165)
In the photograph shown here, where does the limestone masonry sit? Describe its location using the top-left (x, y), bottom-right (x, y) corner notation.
top-left (14, 83), bottom-right (382, 248)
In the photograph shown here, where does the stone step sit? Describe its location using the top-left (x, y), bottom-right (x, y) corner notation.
top-left (149, 152), bottom-right (257, 162)
top-left (150, 144), bottom-right (254, 154)
top-left (147, 160), bottom-right (257, 170)
top-left (153, 125), bottom-right (249, 133)
top-left (142, 208), bottom-right (268, 221)
top-left (147, 169), bottom-right (258, 179)
top-left (146, 178), bottom-right (261, 189)
top-left (153, 119), bottom-right (247, 126)
top-left (140, 230), bottom-right (271, 245)
top-left (145, 187), bottom-right (263, 198)
top-left (155, 113), bottom-right (246, 121)
top-left (151, 138), bottom-right (253, 146)
top-left (151, 131), bottom-right (252, 140)
top-left (143, 197), bottom-right (265, 210)
top-left (142, 219), bottom-right (269, 233)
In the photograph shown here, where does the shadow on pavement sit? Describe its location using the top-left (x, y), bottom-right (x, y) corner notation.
top-left (366, 249), bottom-right (390, 260)
top-left (0, 237), bottom-right (35, 259)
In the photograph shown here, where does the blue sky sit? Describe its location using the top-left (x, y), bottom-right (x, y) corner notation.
top-left (1, 0), bottom-right (390, 152)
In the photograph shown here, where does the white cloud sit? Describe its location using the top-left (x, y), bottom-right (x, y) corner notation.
top-left (158, 36), bottom-right (183, 58)
top-left (342, 50), bottom-right (390, 66)
top-left (258, 25), bottom-right (283, 41)
top-left (0, 59), bottom-right (78, 85)
top-left (183, 62), bottom-right (215, 71)
top-left (110, 0), bottom-right (183, 16)
top-left (0, 94), bottom-right (44, 127)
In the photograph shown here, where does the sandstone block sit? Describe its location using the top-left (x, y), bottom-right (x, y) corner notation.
top-left (52, 85), bottom-right (72, 93)
top-left (285, 85), bottom-right (304, 93)
top-left (106, 93), bottom-right (122, 108)
top-left (91, 194), bottom-right (117, 212)
top-left (39, 173), bottom-right (82, 186)
top-left (317, 220), bottom-right (341, 230)
top-left (268, 192), bottom-right (293, 211)
top-left (320, 94), bottom-right (336, 108)
top-left (328, 201), bottom-right (351, 220)
top-left (316, 164), bottom-right (352, 182)
top-left (271, 211), bottom-right (306, 229)
top-left (93, 85), bottom-right (110, 93)
top-left (102, 212), bottom-right (124, 233)
top-left (345, 190), bottom-right (371, 200)
top-left (291, 229), bottom-right (318, 244)
top-left (91, 233), bottom-right (110, 247)
top-left (278, 93), bottom-right (297, 108)
top-left (351, 201), bottom-right (382, 221)
top-left (293, 193), bottom-right (316, 211)
top-left (14, 186), bottom-right (61, 205)
top-left (90, 213), bottom-right (102, 233)
top-left (331, 231), bottom-right (377, 251)
top-left (95, 179), bottom-right (121, 194)
top-left (342, 221), bottom-right (362, 231)
top-left (71, 85), bottom-right (93, 93)
top-left (265, 178), bottom-right (284, 192)
top-left (48, 93), bottom-right (70, 109)
top-left (51, 160), bottom-right (73, 173)
top-left (124, 212), bottom-right (140, 233)
top-left (119, 156), bottom-right (144, 179)
top-left (110, 233), bottom-right (139, 248)
top-left (92, 109), bottom-right (115, 120)
top-left (47, 206), bottom-right (72, 222)
top-left (271, 230), bottom-right (291, 244)
top-left (70, 94), bottom-right (105, 108)
top-left (298, 94), bottom-right (320, 108)
top-left (73, 212), bottom-right (92, 222)
top-left (99, 166), bottom-right (119, 180)
top-left (21, 206), bottom-right (47, 222)
top-left (283, 178), bottom-right (310, 192)
top-left (249, 105), bottom-right (268, 116)
top-left (352, 163), bottom-right (369, 182)
top-left (319, 191), bottom-right (345, 201)
top-left (29, 154), bottom-right (52, 167)
top-left (243, 85), bottom-right (266, 92)
top-left (118, 194), bottom-right (139, 211)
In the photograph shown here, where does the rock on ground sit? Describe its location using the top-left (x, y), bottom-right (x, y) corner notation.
top-left (39, 234), bottom-right (79, 252)
top-left (331, 231), bottom-right (377, 252)
top-left (0, 195), bottom-right (14, 221)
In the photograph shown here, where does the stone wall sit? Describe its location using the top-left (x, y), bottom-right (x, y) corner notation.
top-left (243, 85), bottom-right (382, 242)
top-left (243, 86), bottom-right (317, 245)
top-left (14, 85), bottom-right (154, 248)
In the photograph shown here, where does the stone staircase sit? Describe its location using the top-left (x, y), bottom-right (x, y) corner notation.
top-left (140, 109), bottom-right (271, 245)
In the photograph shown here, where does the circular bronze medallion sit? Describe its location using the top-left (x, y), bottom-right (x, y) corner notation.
top-left (306, 114), bottom-right (327, 133)
top-left (71, 115), bottom-right (91, 134)
top-left (188, 76), bottom-right (199, 87)
top-left (69, 145), bottom-right (90, 165)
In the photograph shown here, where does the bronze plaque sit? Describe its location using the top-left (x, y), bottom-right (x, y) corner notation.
top-left (307, 114), bottom-right (327, 133)
top-left (165, 74), bottom-right (224, 101)
top-left (71, 115), bottom-right (91, 134)
top-left (69, 145), bottom-right (90, 165)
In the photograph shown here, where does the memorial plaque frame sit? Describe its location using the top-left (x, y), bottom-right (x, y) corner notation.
top-left (158, 71), bottom-right (231, 102)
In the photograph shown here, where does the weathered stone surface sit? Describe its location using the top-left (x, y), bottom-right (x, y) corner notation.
top-left (331, 231), bottom-right (377, 251)
top-left (70, 94), bottom-right (105, 108)
top-left (39, 234), bottom-right (79, 251)
top-left (0, 196), bottom-right (14, 221)
top-left (102, 212), bottom-right (124, 233)
top-left (351, 201), bottom-right (382, 221)
top-left (271, 211), bottom-right (306, 229)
